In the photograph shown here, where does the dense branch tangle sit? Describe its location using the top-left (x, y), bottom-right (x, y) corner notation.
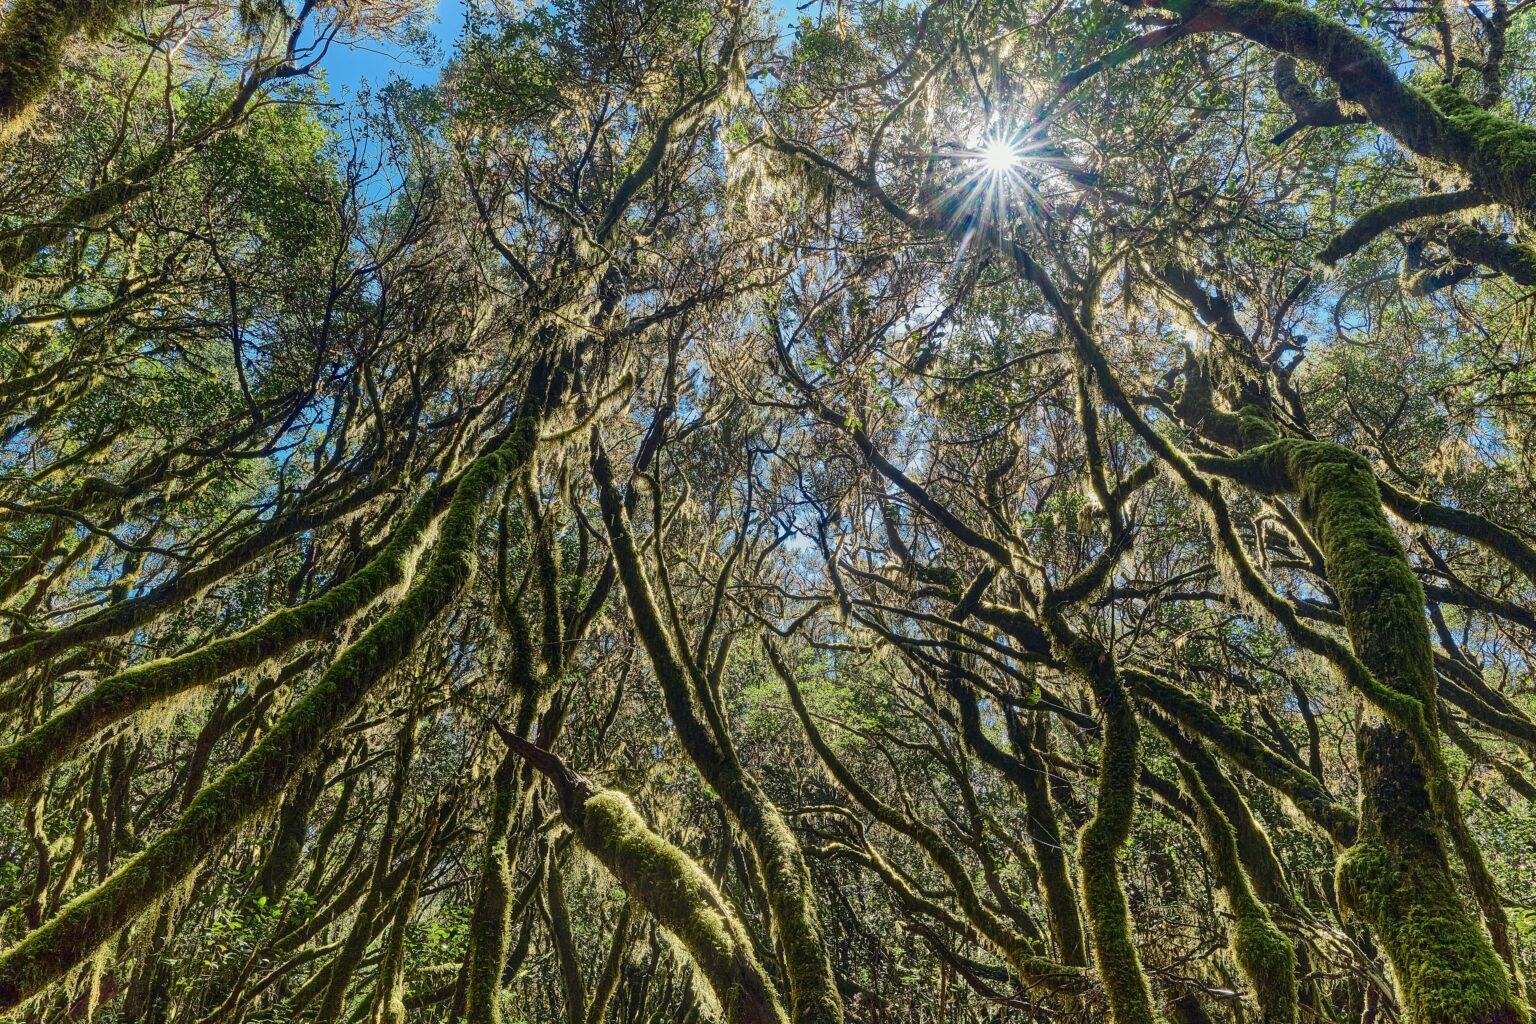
top-left (1, 0), bottom-right (1535, 1023)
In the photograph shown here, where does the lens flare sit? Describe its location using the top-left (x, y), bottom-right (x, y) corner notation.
top-left (979, 136), bottom-right (1022, 174)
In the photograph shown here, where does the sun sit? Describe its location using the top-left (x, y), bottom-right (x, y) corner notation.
top-left (979, 136), bottom-right (1022, 174)
top-left (922, 126), bottom-right (1044, 256)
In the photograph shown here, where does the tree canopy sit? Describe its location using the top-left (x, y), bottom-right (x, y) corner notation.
top-left (1, 0), bottom-right (1535, 1021)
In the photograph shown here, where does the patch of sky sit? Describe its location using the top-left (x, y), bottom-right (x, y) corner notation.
top-left (316, 0), bottom-right (807, 99)
top-left (316, 0), bottom-right (466, 98)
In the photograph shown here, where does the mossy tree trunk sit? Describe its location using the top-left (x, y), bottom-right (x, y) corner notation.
top-left (316, 722), bottom-right (416, 1024)
top-left (502, 730), bottom-right (790, 1024)
top-left (1175, 762), bottom-right (1298, 1024)
top-left (547, 850), bottom-right (588, 1024)
top-left (585, 901), bottom-right (633, 1024)
top-left (463, 751), bottom-right (521, 1024)
top-left (1189, 387), bottom-right (1525, 1024)
top-left (368, 807), bottom-right (439, 1024)
top-left (1057, 638), bottom-right (1166, 1024)
top-left (1339, 724), bottom-right (1522, 1024)
top-left (592, 445), bottom-right (844, 1024)
top-left (948, 679), bottom-right (1089, 967)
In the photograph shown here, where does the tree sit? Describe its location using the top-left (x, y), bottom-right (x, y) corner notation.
top-left (1, 0), bottom-right (1534, 1022)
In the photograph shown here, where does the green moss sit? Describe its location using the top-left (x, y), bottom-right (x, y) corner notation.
top-left (1425, 85), bottom-right (1536, 223)
top-left (1236, 442), bottom-right (1432, 712)
top-left (0, 0), bottom-right (130, 127)
top-left (1217, 0), bottom-right (1384, 69)
top-left (256, 833), bottom-right (304, 901)
top-left (585, 901), bottom-right (632, 1024)
top-left (1166, 369), bottom-right (1523, 1020)
top-left (1173, 352), bottom-right (1279, 452)
top-left (1235, 405), bottom-right (1281, 448)
top-left (1177, 763), bottom-right (1297, 1024)
top-left (575, 789), bottom-right (789, 1024)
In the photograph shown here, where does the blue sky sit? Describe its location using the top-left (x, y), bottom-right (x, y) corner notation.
top-left (317, 0), bottom-right (467, 96)
top-left (314, 0), bottom-right (803, 97)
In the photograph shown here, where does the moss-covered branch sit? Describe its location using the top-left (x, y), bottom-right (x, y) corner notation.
top-left (0, 489), bottom-right (445, 800)
top-left (946, 678), bottom-right (1088, 966)
top-left (0, 415), bottom-right (536, 1009)
top-left (1317, 191), bottom-right (1487, 265)
top-left (317, 725), bottom-right (417, 1024)
top-left (1151, 0), bottom-right (1536, 222)
top-left (0, 472), bottom-right (398, 695)
top-left (1442, 224), bottom-right (1536, 285)
top-left (1147, 712), bottom-right (1299, 917)
top-left (584, 901), bottom-right (632, 1024)
top-left (0, 0), bottom-right (133, 128)
top-left (1175, 762), bottom-right (1297, 1024)
top-left (500, 730), bottom-right (789, 1024)
top-left (1373, 479), bottom-right (1536, 589)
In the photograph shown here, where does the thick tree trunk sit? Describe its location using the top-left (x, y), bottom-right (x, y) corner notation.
top-left (1062, 640), bottom-right (1165, 1024)
top-left (1339, 721), bottom-right (1523, 1024)
top-left (1190, 389), bottom-right (1525, 1024)
top-left (464, 753), bottom-right (520, 1024)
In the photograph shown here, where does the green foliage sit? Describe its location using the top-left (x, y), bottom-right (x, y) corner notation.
top-left (3, 2), bottom-right (1536, 1024)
